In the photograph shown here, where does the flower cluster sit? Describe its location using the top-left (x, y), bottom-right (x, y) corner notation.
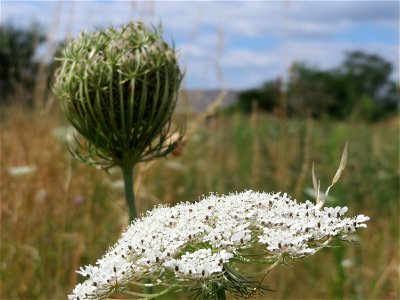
top-left (70, 190), bottom-right (369, 300)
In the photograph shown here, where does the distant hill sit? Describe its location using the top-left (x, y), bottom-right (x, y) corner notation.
top-left (177, 89), bottom-right (238, 113)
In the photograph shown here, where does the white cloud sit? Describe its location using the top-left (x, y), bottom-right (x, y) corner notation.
top-left (183, 39), bottom-right (398, 90)
top-left (221, 49), bottom-right (275, 69)
top-left (287, 1), bottom-right (398, 24)
top-left (2, 0), bottom-right (398, 89)
top-left (4, 1), bottom-right (397, 39)
top-left (178, 43), bottom-right (207, 58)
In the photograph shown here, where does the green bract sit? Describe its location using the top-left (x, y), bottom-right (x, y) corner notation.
top-left (53, 22), bottom-right (184, 169)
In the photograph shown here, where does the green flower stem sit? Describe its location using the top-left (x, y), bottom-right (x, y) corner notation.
top-left (121, 166), bottom-right (155, 297)
top-left (213, 282), bottom-right (227, 300)
top-left (216, 287), bottom-right (227, 300)
top-left (122, 166), bottom-right (137, 221)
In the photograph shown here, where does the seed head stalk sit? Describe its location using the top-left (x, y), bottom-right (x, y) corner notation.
top-left (216, 286), bottom-right (227, 300)
top-left (122, 167), bottom-right (136, 221)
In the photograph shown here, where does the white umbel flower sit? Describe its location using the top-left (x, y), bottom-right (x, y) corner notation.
top-left (69, 190), bottom-right (369, 300)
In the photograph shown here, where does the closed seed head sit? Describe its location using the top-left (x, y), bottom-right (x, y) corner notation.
top-left (53, 22), bottom-right (185, 169)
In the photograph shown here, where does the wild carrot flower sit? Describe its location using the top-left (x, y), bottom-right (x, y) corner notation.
top-left (69, 190), bottom-right (369, 300)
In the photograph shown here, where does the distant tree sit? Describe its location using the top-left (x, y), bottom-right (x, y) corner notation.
top-left (229, 51), bottom-right (397, 121)
top-left (288, 63), bottom-right (350, 118)
top-left (236, 80), bottom-right (278, 113)
top-left (288, 51), bottom-right (397, 120)
top-left (341, 51), bottom-right (398, 119)
top-left (342, 51), bottom-right (393, 98)
top-left (0, 23), bottom-right (45, 103)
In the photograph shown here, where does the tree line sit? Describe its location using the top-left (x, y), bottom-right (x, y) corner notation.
top-left (0, 23), bottom-right (62, 108)
top-left (235, 51), bottom-right (398, 121)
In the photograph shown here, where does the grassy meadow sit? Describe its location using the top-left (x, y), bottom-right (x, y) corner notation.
top-left (1, 102), bottom-right (399, 299)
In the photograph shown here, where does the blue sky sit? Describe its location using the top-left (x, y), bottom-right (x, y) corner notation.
top-left (2, 1), bottom-right (399, 90)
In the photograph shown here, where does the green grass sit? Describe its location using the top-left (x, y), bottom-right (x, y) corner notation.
top-left (1, 106), bottom-right (399, 299)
